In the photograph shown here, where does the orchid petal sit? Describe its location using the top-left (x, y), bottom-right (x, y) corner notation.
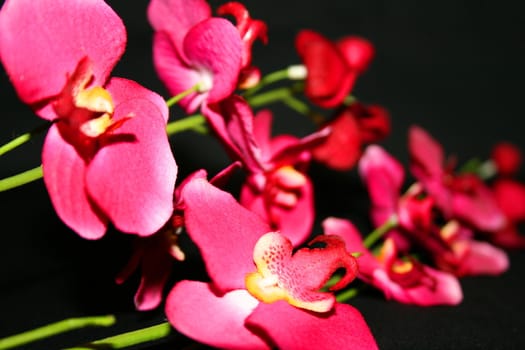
top-left (166, 281), bottom-right (270, 350)
top-left (493, 179), bottom-right (525, 221)
top-left (451, 182), bottom-right (505, 232)
top-left (42, 125), bottom-right (108, 239)
top-left (147, 0), bottom-right (211, 60)
top-left (359, 145), bottom-right (404, 225)
top-left (183, 18), bottom-right (242, 104)
top-left (408, 125), bottom-right (445, 178)
top-left (151, 31), bottom-right (204, 113)
top-left (86, 78), bottom-right (176, 236)
top-left (0, 0), bottom-right (125, 114)
top-left (295, 30), bottom-right (355, 108)
top-left (181, 177), bottom-right (272, 293)
top-left (245, 232), bottom-right (357, 313)
top-left (312, 108), bottom-right (362, 170)
top-left (456, 240), bottom-right (509, 276)
top-left (246, 301), bottom-right (378, 350)
top-left (372, 266), bottom-right (463, 306)
top-left (203, 96), bottom-right (264, 172)
top-left (322, 217), bottom-right (381, 277)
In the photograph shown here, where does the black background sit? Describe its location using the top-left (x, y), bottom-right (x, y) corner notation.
top-left (1, 0), bottom-right (525, 349)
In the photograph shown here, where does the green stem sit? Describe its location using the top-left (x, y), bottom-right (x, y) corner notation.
top-left (243, 68), bottom-right (292, 97)
top-left (363, 215), bottom-right (398, 249)
top-left (247, 87), bottom-right (311, 116)
top-left (166, 114), bottom-right (207, 136)
top-left (0, 165), bottom-right (43, 192)
top-left (65, 322), bottom-right (172, 350)
top-left (336, 288), bottom-right (359, 303)
top-left (166, 85), bottom-right (200, 108)
top-left (0, 315), bottom-right (115, 350)
top-left (0, 123), bottom-right (49, 157)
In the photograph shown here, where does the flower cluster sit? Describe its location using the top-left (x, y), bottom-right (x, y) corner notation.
top-left (0, 0), bottom-right (523, 349)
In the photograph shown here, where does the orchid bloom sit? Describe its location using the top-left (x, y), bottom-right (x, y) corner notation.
top-left (323, 217), bottom-right (463, 306)
top-left (204, 96), bottom-right (328, 243)
top-left (216, 1), bottom-right (268, 89)
top-left (116, 163), bottom-right (242, 310)
top-left (408, 125), bottom-right (505, 232)
top-left (164, 177), bottom-right (378, 350)
top-left (148, 0), bottom-right (266, 113)
top-left (360, 145), bottom-right (509, 277)
top-left (312, 102), bottom-right (390, 171)
top-left (295, 30), bottom-right (375, 108)
top-left (0, 0), bottom-right (177, 239)
top-left (487, 142), bottom-right (525, 248)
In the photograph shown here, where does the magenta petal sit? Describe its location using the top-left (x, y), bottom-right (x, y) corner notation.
top-left (152, 31), bottom-right (205, 113)
top-left (373, 267), bottom-right (463, 306)
top-left (246, 301), bottom-right (378, 350)
top-left (359, 145), bottom-right (404, 226)
top-left (147, 0), bottom-right (211, 59)
top-left (0, 0), bottom-right (125, 110)
top-left (183, 18), bottom-right (242, 104)
top-left (408, 125), bottom-right (445, 178)
top-left (322, 217), bottom-right (380, 277)
top-left (166, 281), bottom-right (270, 350)
top-left (42, 125), bottom-right (108, 239)
top-left (202, 96), bottom-right (264, 172)
top-left (452, 185), bottom-right (505, 232)
top-left (181, 177), bottom-right (272, 293)
top-left (86, 78), bottom-right (176, 236)
top-left (460, 240), bottom-right (509, 276)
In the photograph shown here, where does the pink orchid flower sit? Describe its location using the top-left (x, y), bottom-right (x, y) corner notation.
top-left (204, 96), bottom-right (328, 243)
top-left (359, 145), bottom-right (509, 277)
top-left (164, 177), bottom-right (378, 350)
top-left (312, 102), bottom-right (390, 171)
top-left (490, 179), bottom-right (525, 248)
top-left (148, 0), bottom-right (266, 113)
top-left (216, 1), bottom-right (268, 89)
top-left (0, 0), bottom-right (177, 239)
top-left (409, 125), bottom-right (505, 232)
top-left (486, 143), bottom-right (525, 248)
top-left (295, 30), bottom-right (374, 108)
top-left (491, 141), bottom-right (522, 177)
top-left (117, 163), bottom-right (242, 310)
top-left (323, 217), bottom-right (463, 306)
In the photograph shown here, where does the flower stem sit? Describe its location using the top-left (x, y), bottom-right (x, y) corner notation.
top-left (363, 215), bottom-right (398, 249)
top-left (0, 165), bottom-right (43, 192)
top-left (0, 315), bottom-right (115, 350)
top-left (166, 84), bottom-right (200, 108)
top-left (243, 68), bottom-right (294, 97)
top-left (65, 322), bottom-right (172, 350)
top-left (246, 87), bottom-right (311, 116)
top-left (0, 123), bottom-right (49, 157)
top-left (166, 114), bottom-right (207, 136)
top-left (336, 288), bottom-right (359, 303)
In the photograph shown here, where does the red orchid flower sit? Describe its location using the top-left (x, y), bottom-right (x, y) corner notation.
top-left (204, 96), bottom-right (329, 244)
top-left (359, 145), bottom-right (509, 277)
top-left (323, 217), bottom-right (463, 306)
top-left (491, 141), bottom-right (522, 177)
top-left (164, 177), bottom-right (378, 350)
top-left (216, 1), bottom-right (268, 88)
top-left (295, 30), bottom-right (374, 108)
top-left (408, 125), bottom-right (505, 232)
top-left (312, 102), bottom-right (390, 171)
top-left (148, 0), bottom-right (266, 112)
top-left (0, 0), bottom-right (177, 239)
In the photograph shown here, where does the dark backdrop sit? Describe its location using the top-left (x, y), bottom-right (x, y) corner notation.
top-left (1, 0), bottom-right (525, 349)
